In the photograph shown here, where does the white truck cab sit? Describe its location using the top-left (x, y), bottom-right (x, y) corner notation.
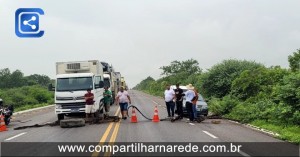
top-left (49, 60), bottom-right (105, 120)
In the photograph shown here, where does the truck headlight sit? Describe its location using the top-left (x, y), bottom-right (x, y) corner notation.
top-left (56, 104), bottom-right (62, 109)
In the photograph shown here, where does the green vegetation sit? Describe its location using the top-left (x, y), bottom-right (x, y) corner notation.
top-left (251, 120), bottom-right (300, 144)
top-left (288, 49), bottom-right (300, 72)
top-left (14, 103), bottom-right (51, 112)
top-left (134, 50), bottom-right (300, 144)
top-left (0, 68), bottom-right (53, 111)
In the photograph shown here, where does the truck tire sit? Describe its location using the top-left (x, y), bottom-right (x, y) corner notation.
top-left (57, 114), bottom-right (64, 121)
top-left (94, 100), bottom-right (104, 117)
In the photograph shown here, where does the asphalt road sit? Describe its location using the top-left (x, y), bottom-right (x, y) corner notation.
top-left (0, 90), bottom-right (298, 157)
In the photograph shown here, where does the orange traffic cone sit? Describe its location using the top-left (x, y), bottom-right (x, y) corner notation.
top-left (0, 115), bottom-right (8, 132)
top-left (152, 106), bottom-right (160, 122)
top-left (131, 108), bottom-right (138, 123)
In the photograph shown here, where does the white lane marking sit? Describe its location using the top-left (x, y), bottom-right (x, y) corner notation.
top-left (5, 132), bottom-right (27, 141)
top-left (152, 101), bottom-right (158, 105)
top-left (202, 131), bottom-right (218, 139)
top-left (238, 150), bottom-right (251, 157)
top-left (189, 123), bottom-right (195, 126)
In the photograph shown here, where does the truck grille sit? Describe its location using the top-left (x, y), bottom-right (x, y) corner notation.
top-left (56, 96), bottom-right (85, 101)
top-left (59, 102), bottom-right (86, 109)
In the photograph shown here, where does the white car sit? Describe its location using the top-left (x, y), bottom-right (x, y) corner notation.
top-left (171, 85), bottom-right (208, 116)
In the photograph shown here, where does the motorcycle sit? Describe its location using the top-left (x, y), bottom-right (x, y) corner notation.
top-left (0, 99), bottom-right (14, 125)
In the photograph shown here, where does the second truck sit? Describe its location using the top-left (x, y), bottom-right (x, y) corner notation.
top-left (101, 62), bottom-right (118, 105)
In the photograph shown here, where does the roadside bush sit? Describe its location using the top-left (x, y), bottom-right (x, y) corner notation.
top-left (231, 67), bottom-right (289, 100)
top-left (274, 72), bottom-right (300, 111)
top-left (29, 87), bottom-right (52, 103)
top-left (0, 85), bottom-right (53, 109)
top-left (226, 102), bottom-right (261, 123)
top-left (201, 59), bottom-right (264, 98)
top-left (24, 97), bottom-right (39, 105)
top-left (208, 95), bottom-right (239, 116)
top-left (208, 98), bottom-right (223, 116)
top-left (292, 111), bottom-right (300, 125)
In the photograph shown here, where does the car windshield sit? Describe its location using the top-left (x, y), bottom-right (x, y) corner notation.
top-left (183, 93), bottom-right (205, 102)
top-left (56, 77), bottom-right (93, 92)
top-left (198, 94), bottom-right (205, 101)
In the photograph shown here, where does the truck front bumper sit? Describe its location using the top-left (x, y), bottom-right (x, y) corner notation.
top-left (55, 103), bottom-right (86, 114)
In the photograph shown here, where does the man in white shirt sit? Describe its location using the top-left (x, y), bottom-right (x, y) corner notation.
top-left (185, 84), bottom-right (196, 122)
top-left (164, 85), bottom-right (175, 118)
top-left (116, 87), bottom-right (131, 120)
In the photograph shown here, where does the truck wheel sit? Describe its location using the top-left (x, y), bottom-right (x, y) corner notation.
top-left (57, 114), bottom-right (64, 121)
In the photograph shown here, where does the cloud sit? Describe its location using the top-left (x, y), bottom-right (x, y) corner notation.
top-left (0, 0), bottom-right (300, 87)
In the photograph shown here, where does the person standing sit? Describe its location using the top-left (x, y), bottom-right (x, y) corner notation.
top-left (84, 89), bottom-right (95, 119)
top-left (192, 87), bottom-right (199, 120)
top-left (115, 87), bottom-right (131, 120)
top-left (185, 84), bottom-right (196, 122)
top-left (103, 86), bottom-right (112, 117)
top-left (164, 85), bottom-right (175, 118)
top-left (0, 98), bottom-right (3, 107)
top-left (174, 83), bottom-right (185, 119)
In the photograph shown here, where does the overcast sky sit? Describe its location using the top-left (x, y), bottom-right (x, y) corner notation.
top-left (0, 0), bottom-right (300, 87)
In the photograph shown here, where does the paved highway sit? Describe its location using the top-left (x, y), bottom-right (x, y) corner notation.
top-left (0, 90), bottom-right (298, 157)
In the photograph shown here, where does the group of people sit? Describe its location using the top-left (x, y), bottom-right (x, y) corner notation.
top-left (84, 86), bottom-right (131, 120)
top-left (84, 83), bottom-right (199, 123)
top-left (164, 83), bottom-right (199, 123)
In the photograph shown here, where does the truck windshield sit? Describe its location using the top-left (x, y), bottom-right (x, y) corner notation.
top-left (104, 78), bottom-right (110, 88)
top-left (56, 77), bottom-right (93, 92)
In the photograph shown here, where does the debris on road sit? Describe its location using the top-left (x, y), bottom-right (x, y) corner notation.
top-left (13, 116), bottom-right (121, 130)
top-left (60, 119), bottom-right (85, 128)
top-left (211, 120), bottom-right (221, 124)
top-left (14, 121), bottom-right (59, 130)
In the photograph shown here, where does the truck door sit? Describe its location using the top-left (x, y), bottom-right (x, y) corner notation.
top-left (94, 75), bottom-right (104, 111)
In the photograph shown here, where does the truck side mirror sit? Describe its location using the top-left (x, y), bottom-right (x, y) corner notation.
top-left (99, 81), bottom-right (104, 88)
top-left (48, 84), bottom-right (55, 91)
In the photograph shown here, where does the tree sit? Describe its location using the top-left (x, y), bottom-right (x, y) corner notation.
top-left (133, 76), bottom-right (155, 90)
top-left (0, 68), bottom-right (51, 88)
top-left (25, 74), bottom-right (51, 87)
top-left (201, 59), bottom-right (264, 98)
top-left (275, 72), bottom-right (300, 111)
top-left (231, 67), bottom-right (289, 100)
top-left (9, 70), bottom-right (25, 88)
top-left (288, 49), bottom-right (300, 72)
top-left (0, 68), bottom-right (11, 88)
top-left (160, 59), bottom-right (201, 76)
top-left (0, 69), bottom-right (25, 88)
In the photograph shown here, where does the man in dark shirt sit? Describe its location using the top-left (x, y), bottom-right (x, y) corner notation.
top-left (85, 89), bottom-right (94, 119)
top-left (174, 83), bottom-right (185, 119)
